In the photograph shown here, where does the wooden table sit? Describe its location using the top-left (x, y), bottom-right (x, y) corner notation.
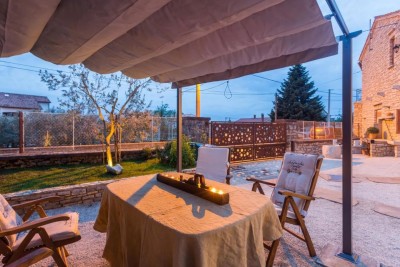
top-left (94, 173), bottom-right (282, 267)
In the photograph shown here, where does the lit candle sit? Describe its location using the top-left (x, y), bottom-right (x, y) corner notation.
top-left (210, 187), bottom-right (217, 193)
top-left (218, 190), bottom-right (224, 195)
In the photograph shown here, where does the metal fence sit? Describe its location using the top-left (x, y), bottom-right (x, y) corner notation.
top-left (210, 122), bottom-right (287, 162)
top-left (0, 112), bottom-right (179, 150)
top-left (286, 121), bottom-right (342, 142)
top-left (0, 112), bottom-right (342, 157)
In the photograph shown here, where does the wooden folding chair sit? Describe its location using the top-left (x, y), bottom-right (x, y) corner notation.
top-left (247, 152), bottom-right (323, 266)
top-left (0, 195), bottom-right (81, 267)
top-left (193, 146), bottom-right (232, 184)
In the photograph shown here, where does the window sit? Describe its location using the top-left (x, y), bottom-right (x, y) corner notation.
top-left (397, 109), bottom-right (400, 134)
top-left (374, 109), bottom-right (382, 123)
top-left (389, 37), bottom-right (395, 67)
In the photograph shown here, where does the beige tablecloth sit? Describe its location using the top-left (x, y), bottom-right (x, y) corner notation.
top-left (94, 173), bottom-right (282, 267)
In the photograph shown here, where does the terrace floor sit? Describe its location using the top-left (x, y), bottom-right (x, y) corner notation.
top-left (32, 155), bottom-right (400, 266)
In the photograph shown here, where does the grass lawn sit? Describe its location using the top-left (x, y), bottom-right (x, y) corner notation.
top-left (0, 158), bottom-right (173, 194)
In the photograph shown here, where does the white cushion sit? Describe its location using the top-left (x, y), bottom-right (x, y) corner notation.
top-left (274, 204), bottom-right (307, 219)
top-left (196, 146), bottom-right (229, 183)
top-left (271, 153), bottom-right (318, 214)
top-left (0, 194), bottom-right (23, 247)
top-left (14, 212), bottom-right (80, 250)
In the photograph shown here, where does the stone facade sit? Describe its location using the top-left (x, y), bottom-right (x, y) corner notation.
top-left (290, 140), bottom-right (337, 155)
top-left (353, 102), bottom-right (363, 138)
top-left (356, 11), bottom-right (400, 141)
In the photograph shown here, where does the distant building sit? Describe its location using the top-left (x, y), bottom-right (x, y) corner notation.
top-left (0, 92), bottom-right (51, 116)
top-left (235, 114), bottom-right (271, 123)
top-left (355, 10), bottom-right (400, 140)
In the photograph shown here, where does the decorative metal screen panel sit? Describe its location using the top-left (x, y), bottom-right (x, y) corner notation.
top-left (211, 123), bottom-right (254, 146)
top-left (211, 122), bottom-right (286, 162)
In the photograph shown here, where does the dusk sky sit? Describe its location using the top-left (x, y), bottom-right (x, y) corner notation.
top-left (0, 1), bottom-right (399, 121)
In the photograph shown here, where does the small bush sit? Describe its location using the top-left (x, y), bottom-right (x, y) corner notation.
top-left (366, 127), bottom-right (379, 134)
top-left (142, 147), bottom-right (155, 160)
top-left (157, 135), bottom-right (195, 168)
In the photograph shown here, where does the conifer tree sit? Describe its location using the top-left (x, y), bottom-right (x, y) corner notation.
top-left (269, 64), bottom-right (326, 121)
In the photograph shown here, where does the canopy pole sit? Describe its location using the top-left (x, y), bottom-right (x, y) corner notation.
top-left (324, 0), bottom-right (363, 264)
top-left (196, 84), bottom-right (201, 117)
top-left (338, 34), bottom-right (356, 261)
top-left (177, 87), bottom-right (183, 172)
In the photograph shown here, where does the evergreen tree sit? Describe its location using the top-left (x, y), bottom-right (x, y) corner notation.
top-left (269, 64), bottom-right (326, 121)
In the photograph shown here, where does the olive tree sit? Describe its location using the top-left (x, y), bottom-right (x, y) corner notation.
top-left (40, 64), bottom-right (152, 167)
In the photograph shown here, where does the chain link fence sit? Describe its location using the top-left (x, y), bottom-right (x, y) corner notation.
top-left (0, 115), bottom-right (19, 148)
top-left (0, 112), bottom-right (181, 152)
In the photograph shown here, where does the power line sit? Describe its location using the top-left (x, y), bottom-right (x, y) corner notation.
top-left (0, 64), bottom-right (41, 73)
top-left (361, 22), bottom-right (398, 33)
top-left (251, 74), bottom-right (281, 83)
top-left (0, 60), bottom-right (70, 73)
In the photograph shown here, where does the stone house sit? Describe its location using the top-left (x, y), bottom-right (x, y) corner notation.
top-left (0, 92), bottom-right (51, 116)
top-left (355, 10), bottom-right (400, 156)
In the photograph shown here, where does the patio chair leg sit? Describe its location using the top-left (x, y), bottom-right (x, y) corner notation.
top-left (61, 246), bottom-right (69, 257)
top-left (298, 220), bottom-right (316, 257)
top-left (288, 198), bottom-right (316, 257)
top-left (52, 247), bottom-right (67, 267)
top-left (266, 239), bottom-right (280, 267)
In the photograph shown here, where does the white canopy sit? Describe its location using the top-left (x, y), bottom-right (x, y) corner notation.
top-left (0, 0), bottom-right (337, 87)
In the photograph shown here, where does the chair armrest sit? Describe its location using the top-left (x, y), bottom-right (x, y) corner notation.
top-left (246, 177), bottom-right (277, 187)
top-left (0, 214), bottom-right (70, 237)
top-left (278, 190), bottom-right (315, 201)
top-left (12, 196), bottom-right (61, 210)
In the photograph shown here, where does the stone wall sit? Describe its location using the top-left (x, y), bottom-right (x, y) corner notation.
top-left (290, 139), bottom-right (337, 155)
top-left (370, 140), bottom-right (395, 157)
top-left (358, 11), bottom-right (400, 140)
top-left (0, 142), bottom-right (165, 169)
top-left (4, 180), bottom-right (117, 211)
top-left (183, 117), bottom-right (210, 143)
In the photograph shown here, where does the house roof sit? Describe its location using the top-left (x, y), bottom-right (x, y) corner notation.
top-left (0, 92), bottom-right (51, 110)
top-left (0, 0), bottom-right (337, 88)
top-left (359, 10), bottom-right (400, 65)
top-left (235, 117), bottom-right (271, 123)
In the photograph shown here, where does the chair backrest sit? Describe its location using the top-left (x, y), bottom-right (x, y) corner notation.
top-left (271, 152), bottom-right (323, 215)
top-left (0, 195), bottom-right (22, 248)
top-left (196, 146), bottom-right (230, 183)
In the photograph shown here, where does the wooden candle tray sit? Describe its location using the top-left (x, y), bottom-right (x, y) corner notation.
top-left (156, 173), bottom-right (229, 205)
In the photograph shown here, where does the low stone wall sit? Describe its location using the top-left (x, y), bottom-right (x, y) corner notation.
top-left (4, 179), bottom-right (117, 211)
top-left (370, 141), bottom-right (394, 157)
top-left (290, 139), bottom-right (337, 155)
top-left (0, 142), bottom-right (166, 169)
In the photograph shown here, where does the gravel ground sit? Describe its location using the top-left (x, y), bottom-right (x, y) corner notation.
top-left (32, 155), bottom-right (400, 266)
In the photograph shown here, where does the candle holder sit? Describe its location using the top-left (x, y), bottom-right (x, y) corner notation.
top-left (157, 172), bottom-right (229, 205)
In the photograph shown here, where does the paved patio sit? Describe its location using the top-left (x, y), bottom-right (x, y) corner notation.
top-left (32, 155), bottom-right (400, 266)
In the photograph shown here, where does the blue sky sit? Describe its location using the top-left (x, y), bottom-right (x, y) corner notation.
top-left (0, 1), bottom-right (399, 121)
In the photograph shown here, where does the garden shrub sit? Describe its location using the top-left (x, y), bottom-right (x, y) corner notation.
top-left (157, 135), bottom-right (195, 168)
top-left (142, 147), bottom-right (155, 160)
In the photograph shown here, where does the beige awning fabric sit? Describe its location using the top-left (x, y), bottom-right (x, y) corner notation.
top-left (0, 0), bottom-right (337, 87)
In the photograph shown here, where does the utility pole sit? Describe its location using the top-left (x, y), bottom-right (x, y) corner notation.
top-left (274, 93), bottom-right (278, 122)
top-left (328, 89), bottom-right (332, 126)
top-left (196, 84), bottom-right (201, 117)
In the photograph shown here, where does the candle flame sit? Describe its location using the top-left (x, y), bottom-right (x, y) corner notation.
top-left (218, 190), bottom-right (224, 195)
top-left (210, 187), bottom-right (217, 193)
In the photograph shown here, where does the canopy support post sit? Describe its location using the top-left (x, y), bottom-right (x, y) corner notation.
top-left (337, 33), bottom-right (359, 263)
top-left (177, 87), bottom-right (183, 172)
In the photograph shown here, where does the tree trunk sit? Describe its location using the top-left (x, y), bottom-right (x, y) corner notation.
top-left (104, 119), bottom-right (116, 166)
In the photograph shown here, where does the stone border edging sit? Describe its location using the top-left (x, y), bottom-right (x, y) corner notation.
top-left (4, 178), bottom-right (131, 211)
